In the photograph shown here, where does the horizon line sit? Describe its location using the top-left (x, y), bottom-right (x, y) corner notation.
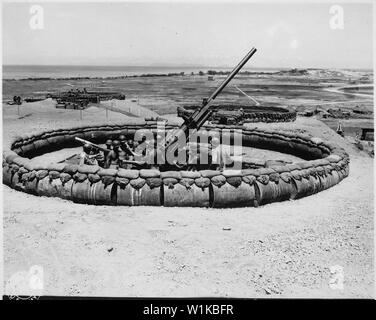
top-left (3, 64), bottom-right (373, 71)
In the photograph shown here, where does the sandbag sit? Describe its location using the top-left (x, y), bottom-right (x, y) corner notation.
top-left (179, 178), bottom-right (195, 188)
top-left (11, 171), bottom-right (22, 190)
top-left (139, 169), bottom-right (160, 178)
top-left (194, 177), bottom-right (211, 189)
top-left (115, 177), bottom-right (129, 187)
top-left (91, 181), bottom-right (117, 205)
top-left (3, 164), bottom-right (13, 186)
top-left (117, 183), bottom-right (161, 206)
top-left (117, 169), bottom-right (139, 179)
top-left (163, 178), bottom-right (179, 188)
top-left (200, 170), bottom-right (221, 178)
top-left (254, 180), bottom-right (279, 205)
top-left (24, 175), bottom-right (39, 195)
top-left (4, 150), bottom-right (19, 163)
top-left (72, 180), bottom-right (93, 204)
top-left (101, 175), bottom-right (116, 186)
top-left (163, 183), bottom-right (209, 207)
top-left (74, 172), bottom-right (88, 183)
top-left (19, 143), bottom-right (36, 157)
top-left (243, 133), bottom-right (263, 148)
top-left (226, 176), bottom-right (242, 188)
top-left (37, 176), bottom-right (73, 199)
top-left (336, 169), bottom-right (345, 181)
top-left (212, 182), bottom-right (256, 208)
top-left (211, 175), bottom-right (227, 187)
top-left (63, 164), bottom-right (79, 175)
top-left (84, 130), bottom-right (109, 143)
top-left (32, 139), bottom-right (51, 153)
top-left (276, 179), bottom-right (297, 201)
top-left (160, 171), bottom-right (182, 179)
top-left (47, 163), bottom-right (66, 172)
top-left (46, 135), bottom-right (66, 147)
top-left (242, 174), bottom-right (256, 185)
top-left (180, 171), bottom-right (201, 179)
top-left (78, 164), bottom-right (100, 174)
top-left (290, 176), bottom-right (316, 199)
top-left (321, 170), bottom-right (341, 190)
top-left (146, 177), bottom-right (163, 189)
top-left (315, 174), bottom-right (326, 193)
top-left (130, 177), bottom-right (146, 190)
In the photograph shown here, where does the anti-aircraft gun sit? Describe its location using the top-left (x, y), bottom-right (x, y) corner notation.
top-left (160, 47), bottom-right (257, 157)
top-left (47, 88), bottom-right (126, 110)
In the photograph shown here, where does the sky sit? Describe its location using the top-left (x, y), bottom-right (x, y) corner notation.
top-left (2, 2), bottom-right (373, 68)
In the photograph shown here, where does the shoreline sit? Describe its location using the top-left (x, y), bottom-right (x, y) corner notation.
top-left (2, 70), bottom-right (281, 81)
top-left (3, 67), bottom-right (372, 82)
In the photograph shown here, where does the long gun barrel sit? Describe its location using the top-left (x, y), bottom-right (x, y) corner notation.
top-left (205, 47), bottom-right (257, 105)
top-left (75, 137), bottom-right (111, 154)
top-left (162, 47), bottom-right (257, 152)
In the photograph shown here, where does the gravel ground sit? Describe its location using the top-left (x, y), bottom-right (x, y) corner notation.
top-left (2, 101), bottom-right (374, 298)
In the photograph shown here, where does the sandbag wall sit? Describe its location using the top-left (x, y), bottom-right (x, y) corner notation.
top-left (242, 110), bottom-right (297, 123)
top-left (181, 105), bottom-right (297, 123)
top-left (2, 120), bottom-right (349, 208)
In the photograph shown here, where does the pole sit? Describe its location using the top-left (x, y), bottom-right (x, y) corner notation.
top-left (234, 85), bottom-right (260, 106)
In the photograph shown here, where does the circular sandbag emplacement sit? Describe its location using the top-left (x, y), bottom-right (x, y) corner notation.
top-left (2, 119), bottom-right (349, 208)
top-left (178, 104), bottom-right (296, 124)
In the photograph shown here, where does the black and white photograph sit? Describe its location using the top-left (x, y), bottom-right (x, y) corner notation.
top-left (1, 0), bottom-right (374, 304)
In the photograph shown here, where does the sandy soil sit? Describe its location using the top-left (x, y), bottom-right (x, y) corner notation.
top-left (2, 97), bottom-right (374, 298)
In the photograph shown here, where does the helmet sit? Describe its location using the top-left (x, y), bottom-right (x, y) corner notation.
top-left (212, 137), bottom-right (220, 146)
top-left (112, 140), bottom-right (120, 148)
top-left (105, 139), bottom-right (112, 146)
top-left (83, 143), bottom-right (91, 153)
top-left (119, 134), bottom-right (126, 141)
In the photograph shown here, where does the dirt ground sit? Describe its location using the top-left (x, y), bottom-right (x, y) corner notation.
top-left (3, 69), bottom-right (373, 115)
top-left (2, 97), bottom-right (374, 298)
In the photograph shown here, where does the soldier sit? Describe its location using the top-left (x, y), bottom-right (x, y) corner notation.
top-left (105, 139), bottom-right (113, 150)
top-left (104, 140), bottom-right (120, 169)
top-left (118, 135), bottom-right (127, 157)
top-left (185, 142), bottom-right (204, 170)
top-left (336, 121), bottom-right (344, 137)
top-left (115, 135), bottom-right (127, 167)
top-left (133, 141), bottom-right (139, 154)
top-left (127, 139), bottom-right (134, 150)
top-left (119, 135), bottom-right (126, 145)
top-left (210, 137), bottom-right (233, 170)
top-left (119, 138), bottom-right (134, 160)
top-left (80, 144), bottom-right (100, 166)
top-left (118, 147), bottom-right (128, 168)
top-left (96, 149), bottom-right (105, 167)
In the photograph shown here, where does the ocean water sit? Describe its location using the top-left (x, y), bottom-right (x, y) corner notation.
top-left (2, 65), bottom-right (280, 80)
